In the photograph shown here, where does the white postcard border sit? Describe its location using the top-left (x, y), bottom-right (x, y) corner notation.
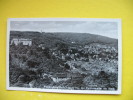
top-left (6, 18), bottom-right (122, 94)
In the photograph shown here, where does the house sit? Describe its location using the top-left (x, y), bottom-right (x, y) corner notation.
top-left (11, 38), bottom-right (32, 46)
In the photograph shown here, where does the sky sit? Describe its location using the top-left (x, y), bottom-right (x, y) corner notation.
top-left (10, 21), bottom-right (118, 39)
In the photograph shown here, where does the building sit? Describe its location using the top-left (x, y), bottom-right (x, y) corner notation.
top-left (11, 38), bottom-right (32, 46)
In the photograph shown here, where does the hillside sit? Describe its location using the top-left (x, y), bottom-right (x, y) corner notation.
top-left (10, 31), bottom-right (118, 49)
top-left (9, 31), bottom-right (118, 90)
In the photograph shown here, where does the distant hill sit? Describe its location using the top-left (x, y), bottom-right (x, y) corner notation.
top-left (43, 32), bottom-right (118, 48)
top-left (10, 31), bottom-right (118, 49)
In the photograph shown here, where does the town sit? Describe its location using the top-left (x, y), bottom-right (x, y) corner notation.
top-left (9, 31), bottom-right (118, 90)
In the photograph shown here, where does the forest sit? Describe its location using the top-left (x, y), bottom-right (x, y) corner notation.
top-left (9, 31), bottom-right (118, 90)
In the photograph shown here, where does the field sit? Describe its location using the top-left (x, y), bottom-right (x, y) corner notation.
top-left (9, 31), bottom-right (118, 90)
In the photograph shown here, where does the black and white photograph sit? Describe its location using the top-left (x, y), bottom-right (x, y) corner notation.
top-left (7, 18), bottom-right (122, 94)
